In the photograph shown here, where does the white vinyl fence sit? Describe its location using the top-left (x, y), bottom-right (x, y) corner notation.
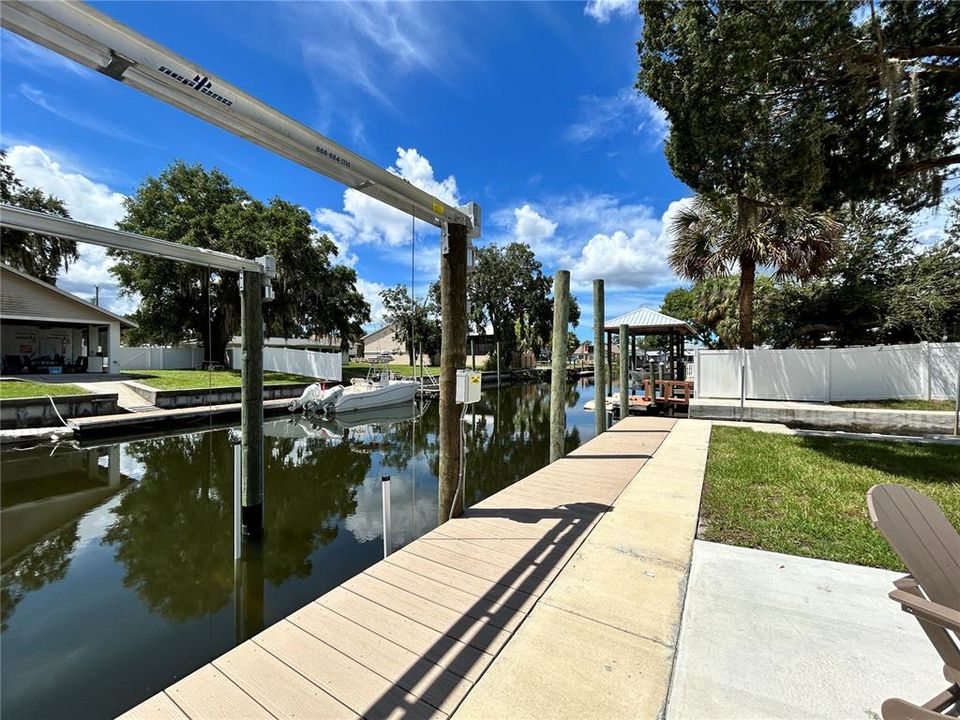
top-left (695, 342), bottom-right (960, 402)
top-left (118, 345), bottom-right (204, 370)
top-left (232, 346), bottom-right (341, 382)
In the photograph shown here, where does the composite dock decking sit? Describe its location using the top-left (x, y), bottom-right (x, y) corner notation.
top-left (121, 416), bottom-right (677, 720)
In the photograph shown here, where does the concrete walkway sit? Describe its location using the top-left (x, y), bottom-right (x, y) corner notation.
top-left (712, 419), bottom-right (960, 446)
top-left (690, 397), bottom-right (955, 435)
top-left (453, 419), bottom-right (712, 720)
top-left (666, 541), bottom-right (944, 720)
top-left (74, 380), bottom-right (157, 411)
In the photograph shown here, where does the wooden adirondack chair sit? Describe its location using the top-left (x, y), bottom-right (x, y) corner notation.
top-left (867, 484), bottom-right (960, 720)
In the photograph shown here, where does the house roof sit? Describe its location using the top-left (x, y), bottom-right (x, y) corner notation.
top-left (603, 307), bottom-right (694, 336)
top-left (362, 324), bottom-right (394, 342)
top-left (0, 263), bottom-right (137, 328)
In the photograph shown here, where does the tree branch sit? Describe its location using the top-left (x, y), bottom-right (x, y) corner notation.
top-left (886, 153), bottom-right (960, 179)
top-left (885, 45), bottom-right (960, 60)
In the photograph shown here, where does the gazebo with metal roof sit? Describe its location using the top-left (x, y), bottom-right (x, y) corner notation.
top-left (602, 307), bottom-right (694, 394)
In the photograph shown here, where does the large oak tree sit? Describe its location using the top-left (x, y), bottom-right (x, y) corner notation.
top-left (111, 161), bottom-right (369, 361)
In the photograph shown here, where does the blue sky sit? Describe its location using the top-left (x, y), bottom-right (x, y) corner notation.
top-left (1, 1), bottom-right (952, 339)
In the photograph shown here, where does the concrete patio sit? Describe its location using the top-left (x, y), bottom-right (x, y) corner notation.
top-left (667, 541), bottom-right (944, 719)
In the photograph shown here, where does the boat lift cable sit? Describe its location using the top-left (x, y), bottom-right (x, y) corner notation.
top-left (0, 1), bottom-right (480, 236)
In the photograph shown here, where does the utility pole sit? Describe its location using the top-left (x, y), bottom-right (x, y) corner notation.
top-left (593, 279), bottom-right (606, 435)
top-left (619, 324), bottom-right (629, 421)
top-left (240, 269), bottom-right (264, 537)
top-left (550, 270), bottom-right (570, 462)
top-left (438, 222), bottom-right (468, 522)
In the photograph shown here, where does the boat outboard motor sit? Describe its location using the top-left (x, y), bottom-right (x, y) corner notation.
top-left (289, 383), bottom-right (343, 412)
top-left (317, 385), bottom-right (344, 412)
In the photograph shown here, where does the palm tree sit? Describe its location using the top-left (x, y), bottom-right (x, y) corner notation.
top-left (668, 194), bottom-right (840, 348)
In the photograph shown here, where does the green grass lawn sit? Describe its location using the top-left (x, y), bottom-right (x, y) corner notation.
top-left (0, 381), bottom-right (89, 399)
top-left (127, 369), bottom-right (315, 390)
top-left (701, 426), bottom-right (960, 570)
top-left (343, 362), bottom-right (440, 379)
top-left (834, 399), bottom-right (956, 412)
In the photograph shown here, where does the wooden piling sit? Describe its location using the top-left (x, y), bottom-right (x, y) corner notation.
top-left (438, 222), bottom-right (468, 522)
top-left (549, 270), bottom-right (570, 462)
top-left (593, 279), bottom-right (605, 435)
top-left (619, 324), bottom-right (629, 421)
top-left (606, 330), bottom-right (614, 399)
top-left (240, 269), bottom-right (263, 537)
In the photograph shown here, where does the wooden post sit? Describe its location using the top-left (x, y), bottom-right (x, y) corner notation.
top-left (549, 270), bottom-right (570, 462)
top-left (471, 338), bottom-right (476, 371)
top-left (438, 223), bottom-right (468, 522)
top-left (619, 323), bottom-right (629, 421)
top-left (496, 341), bottom-right (501, 388)
top-left (593, 279), bottom-right (605, 435)
top-left (234, 536), bottom-right (264, 644)
top-left (240, 269), bottom-right (264, 538)
top-left (630, 334), bottom-right (637, 395)
top-left (606, 330), bottom-right (613, 399)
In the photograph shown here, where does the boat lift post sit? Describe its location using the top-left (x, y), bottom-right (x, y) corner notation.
top-left (0, 205), bottom-right (275, 536)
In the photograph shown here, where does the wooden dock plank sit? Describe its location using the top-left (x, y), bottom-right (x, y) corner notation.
top-left (438, 515), bottom-right (580, 543)
top-left (317, 587), bottom-right (496, 683)
top-left (116, 693), bottom-right (189, 720)
top-left (164, 665), bottom-right (274, 720)
top-left (287, 603), bottom-right (472, 716)
top-left (399, 542), bottom-right (556, 595)
top-left (213, 641), bottom-right (356, 720)
top-left (382, 550), bottom-right (539, 615)
top-left (363, 561), bottom-right (527, 633)
top-left (427, 524), bottom-right (562, 559)
top-left (254, 621), bottom-right (444, 720)
top-left (343, 574), bottom-right (515, 655)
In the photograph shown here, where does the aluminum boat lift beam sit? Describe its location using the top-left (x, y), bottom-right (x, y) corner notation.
top-left (0, 205), bottom-right (273, 276)
top-left (1, 0), bottom-right (480, 233)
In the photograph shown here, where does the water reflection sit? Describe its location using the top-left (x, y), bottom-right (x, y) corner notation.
top-left (1, 445), bottom-right (127, 630)
top-left (102, 428), bottom-right (372, 621)
top-left (0, 381), bottom-right (601, 719)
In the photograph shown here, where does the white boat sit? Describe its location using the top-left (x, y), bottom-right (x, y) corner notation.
top-left (288, 370), bottom-right (418, 415)
top-left (334, 377), bottom-right (418, 413)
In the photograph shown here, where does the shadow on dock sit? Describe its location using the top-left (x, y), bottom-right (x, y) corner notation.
top-left (357, 501), bottom-right (613, 719)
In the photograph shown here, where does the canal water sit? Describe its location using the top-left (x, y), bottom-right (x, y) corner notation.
top-left (1, 380), bottom-right (608, 719)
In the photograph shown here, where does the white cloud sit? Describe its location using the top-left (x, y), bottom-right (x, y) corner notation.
top-left (485, 192), bottom-right (692, 299)
top-left (511, 204), bottom-right (559, 257)
top-left (282, 2), bottom-right (469, 109)
top-left (584, 0), bottom-right (634, 23)
top-left (912, 191), bottom-right (959, 246)
top-left (314, 147), bottom-right (460, 249)
top-left (567, 197), bottom-right (693, 290)
top-left (355, 278), bottom-right (388, 329)
top-left (3, 144), bottom-right (135, 315)
top-left (566, 89), bottom-right (668, 146)
top-left (4, 145), bottom-right (126, 227)
top-left (568, 228), bottom-right (664, 288)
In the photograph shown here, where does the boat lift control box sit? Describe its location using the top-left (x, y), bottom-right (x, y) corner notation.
top-left (456, 370), bottom-right (482, 404)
